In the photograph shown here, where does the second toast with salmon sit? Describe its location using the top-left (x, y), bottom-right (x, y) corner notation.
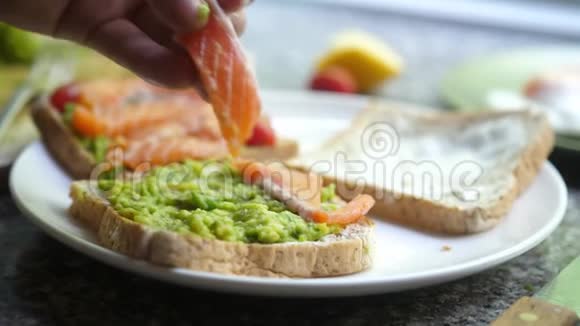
top-left (31, 79), bottom-right (299, 179)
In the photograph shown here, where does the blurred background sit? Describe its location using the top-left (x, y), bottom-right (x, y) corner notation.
top-left (2, 0), bottom-right (580, 181)
top-left (242, 0), bottom-right (580, 103)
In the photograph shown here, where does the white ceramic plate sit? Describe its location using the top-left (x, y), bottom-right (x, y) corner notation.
top-left (10, 90), bottom-right (567, 297)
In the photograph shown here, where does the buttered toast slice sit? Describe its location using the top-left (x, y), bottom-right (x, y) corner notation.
top-left (289, 103), bottom-right (554, 234)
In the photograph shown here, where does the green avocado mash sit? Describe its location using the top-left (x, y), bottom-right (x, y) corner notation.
top-left (62, 103), bottom-right (76, 125)
top-left (78, 135), bottom-right (110, 163)
top-left (97, 161), bottom-right (342, 244)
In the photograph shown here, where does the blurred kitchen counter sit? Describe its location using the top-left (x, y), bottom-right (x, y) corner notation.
top-left (245, 1), bottom-right (578, 105)
top-left (2, 1), bottom-right (580, 325)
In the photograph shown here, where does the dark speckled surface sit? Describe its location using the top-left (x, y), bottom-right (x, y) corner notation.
top-left (2, 194), bottom-right (580, 325)
top-left (2, 1), bottom-right (580, 325)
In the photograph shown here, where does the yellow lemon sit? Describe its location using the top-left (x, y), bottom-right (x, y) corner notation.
top-left (316, 30), bottom-right (403, 92)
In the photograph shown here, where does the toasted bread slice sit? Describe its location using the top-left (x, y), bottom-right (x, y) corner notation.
top-left (289, 102), bottom-right (554, 234)
top-left (69, 181), bottom-right (374, 278)
top-left (30, 97), bottom-right (299, 179)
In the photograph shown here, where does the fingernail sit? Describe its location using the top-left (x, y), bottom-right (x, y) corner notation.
top-left (196, 1), bottom-right (211, 28)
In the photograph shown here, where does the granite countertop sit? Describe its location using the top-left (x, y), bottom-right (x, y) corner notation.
top-left (2, 2), bottom-right (580, 325)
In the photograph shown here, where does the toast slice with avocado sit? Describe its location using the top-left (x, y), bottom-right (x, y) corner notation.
top-left (69, 160), bottom-right (374, 278)
top-left (289, 102), bottom-right (554, 234)
top-left (31, 79), bottom-right (298, 179)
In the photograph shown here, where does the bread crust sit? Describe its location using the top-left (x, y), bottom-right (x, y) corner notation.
top-left (69, 182), bottom-right (374, 278)
top-left (290, 103), bottom-right (555, 235)
top-left (30, 98), bottom-right (96, 180)
top-left (30, 97), bottom-right (299, 179)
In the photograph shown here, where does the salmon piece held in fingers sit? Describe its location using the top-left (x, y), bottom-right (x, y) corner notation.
top-left (179, 0), bottom-right (262, 156)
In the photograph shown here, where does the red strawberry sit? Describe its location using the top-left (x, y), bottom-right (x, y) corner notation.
top-left (246, 120), bottom-right (276, 146)
top-left (309, 66), bottom-right (357, 93)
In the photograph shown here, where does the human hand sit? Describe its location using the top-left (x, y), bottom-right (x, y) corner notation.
top-left (0, 0), bottom-right (250, 88)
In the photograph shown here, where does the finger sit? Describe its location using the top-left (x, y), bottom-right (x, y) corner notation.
top-left (145, 0), bottom-right (209, 34)
top-left (85, 19), bottom-right (200, 89)
top-left (218, 0), bottom-right (248, 13)
top-left (131, 4), bottom-right (183, 52)
top-left (53, 0), bottom-right (140, 42)
top-left (229, 10), bottom-right (246, 36)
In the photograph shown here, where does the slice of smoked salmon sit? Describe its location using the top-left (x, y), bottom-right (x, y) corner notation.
top-left (123, 121), bottom-right (189, 141)
top-left (100, 101), bottom-right (209, 137)
top-left (65, 78), bottom-right (229, 169)
top-left (235, 160), bottom-right (323, 208)
top-left (122, 136), bottom-right (229, 169)
top-left (75, 79), bottom-right (206, 110)
top-left (65, 77), bottom-right (264, 170)
top-left (309, 194), bottom-right (375, 224)
top-left (77, 79), bottom-right (149, 109)
top-left (71, 106), bottom-right (106, 138)
top-left (233, 161), bottom-right (373, 225)
top-left (72, 97), bottom-right (220, 139)
top-left (179, 0), bottom-right (261, 156)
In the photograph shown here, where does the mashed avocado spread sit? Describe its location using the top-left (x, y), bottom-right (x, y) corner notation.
top-left (79, 135), bottom-right (109, 163)
top-left (97, 161), bottom-right (342, 244)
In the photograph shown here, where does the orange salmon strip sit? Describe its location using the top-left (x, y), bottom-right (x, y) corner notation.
top-left (234, 161), bottom-right (373, 225)
top-left (235, 160), bottom-right (322, 208)
top-left (123, 137), bottom-right (228, 169)
top-left (72, 97), bottom-right (219, 139)
top-left (310, 195), bottom-right (375, 224)
top-left (71, 107), bottom-right (106, 137)
top-left (180, 0), bottom-right (261, 156)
